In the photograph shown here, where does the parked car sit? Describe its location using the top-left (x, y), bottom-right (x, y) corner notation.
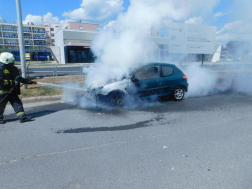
top-left (87, 63), bottom-right (188, 106)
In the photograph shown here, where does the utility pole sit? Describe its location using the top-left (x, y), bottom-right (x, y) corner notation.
top-left (16, 0), bottom-right (27, 89)
top-left (202, 54), bottom-right (204, 67)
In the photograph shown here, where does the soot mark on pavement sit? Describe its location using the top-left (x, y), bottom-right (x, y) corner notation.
top-left (56, 115), bottom-right (164, 134)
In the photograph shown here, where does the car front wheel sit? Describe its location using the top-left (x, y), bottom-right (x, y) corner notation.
top-left (107, 92), bottom-right (125, 107)
top-left (172, 87), bottom-right (184, 101)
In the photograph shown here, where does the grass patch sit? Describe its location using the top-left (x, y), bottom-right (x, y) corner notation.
top-left (20, 85), bottom-right (62, 98)
top-left (19, 76), bottom-right (85, 98)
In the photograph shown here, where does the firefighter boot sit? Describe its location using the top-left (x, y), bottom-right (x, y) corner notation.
top-left (0, 115), bottom-right (6, 124)
top-left (19, 114), bottom-right (32, 123)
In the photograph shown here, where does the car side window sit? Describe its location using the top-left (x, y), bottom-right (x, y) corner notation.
top-left (135, 66), bottom-right (159, 80)
top-left (162, 66), bottom-right (174, 77)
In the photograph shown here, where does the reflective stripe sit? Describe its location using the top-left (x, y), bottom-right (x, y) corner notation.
top-left (3, 69), bottom-right (10, 74)
top-left (3, 80), bottom-right (9, 85)
top-left (10, 80), bottom-right (12, 86)
top-left (0, 90), bottom-right (9, 94)
top-left (16, 112), bottom-right (25, 117)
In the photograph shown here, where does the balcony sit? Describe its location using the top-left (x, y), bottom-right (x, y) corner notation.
top-left (23, 30), bottom-right (33, 33)
top-left (34, 44), bottom-right (46, 46)
top-left (4, 42), bottom-right (19, 46)
top-left (32, 31), bottom-right (46, 34)
top-left (3, 36), bottom-right (18, 39)
top-left (1, 29), bottom-right (17, 32)
top-left (24, 37), bottom-right (33, 40)
top-left (33, 37), bottom-right (46, 40)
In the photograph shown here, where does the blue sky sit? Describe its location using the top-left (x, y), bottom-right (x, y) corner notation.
top-left (0, 0), bottom-right (130, 26)
top-left (0, 0), bottom-right (226, 29)
top-left (0, 0), bottom-right (251, 44)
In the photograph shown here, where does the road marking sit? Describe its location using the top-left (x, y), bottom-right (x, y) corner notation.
top-left (212, 70), bottom-right (252, 73)
top-left (1, 113), bottom-right (251, 166)
top-left (0, 137), bottom-right (152, 166)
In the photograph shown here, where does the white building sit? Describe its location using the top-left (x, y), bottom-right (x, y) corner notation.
top-left (52, 22), bottom-right (222, 64)
top-left (52, 22), bottom-right (99, 64)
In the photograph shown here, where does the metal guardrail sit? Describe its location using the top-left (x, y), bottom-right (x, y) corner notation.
top-left (26, 64), bottom-right (88, 78)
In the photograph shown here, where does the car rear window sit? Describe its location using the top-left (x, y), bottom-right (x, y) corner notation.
top-left (162, 66), bottom-right (173, 77)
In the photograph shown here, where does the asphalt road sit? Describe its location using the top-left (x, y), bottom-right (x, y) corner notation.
top-left (1, 93), bottom-right (252, 189)
top-left (26, 63), bottom-right (252, 78)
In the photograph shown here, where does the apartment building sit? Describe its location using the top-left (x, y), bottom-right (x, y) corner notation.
top-left (43, 22), bottom-right (60, 47)
top-left (0, 22), bottom-right (47, 51)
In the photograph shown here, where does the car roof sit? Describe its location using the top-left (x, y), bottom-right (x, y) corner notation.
top-left (147, 62), bottom-right (176, 67)
top-left (137, 62), bottom-right (176, 69)
top-left (128, 62), bottom-right (177, 76)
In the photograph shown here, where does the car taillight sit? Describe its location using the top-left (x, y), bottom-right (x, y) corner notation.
top-left (183, 75), bottom-right (187, 79)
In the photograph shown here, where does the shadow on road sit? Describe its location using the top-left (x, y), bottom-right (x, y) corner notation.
top-left (4, 103), bottom-right (76, 123)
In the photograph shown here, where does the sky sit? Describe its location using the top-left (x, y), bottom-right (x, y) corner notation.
top-left (0, 0), bottom-right (251, 45)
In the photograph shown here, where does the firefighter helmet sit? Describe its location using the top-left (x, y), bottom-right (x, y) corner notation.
top-left (0, 52), bottom-right (15, 64)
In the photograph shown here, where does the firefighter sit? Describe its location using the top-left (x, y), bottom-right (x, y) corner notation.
top-left (0, 52), bottom-right (36, 124)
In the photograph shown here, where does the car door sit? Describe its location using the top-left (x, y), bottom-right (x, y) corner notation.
top-left (128, 65), bottom-right (162, 98)
top-left (158, 65), bottom-right (175, 96)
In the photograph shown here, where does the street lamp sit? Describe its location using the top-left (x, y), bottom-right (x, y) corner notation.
top-left (16, 0), bottom-right (27, 89)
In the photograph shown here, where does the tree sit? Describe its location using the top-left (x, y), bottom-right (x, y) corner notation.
top-left (226, 41), bottom-right (251, 57)
top-left (28, 45), bottom-right (39, 63)
top-left (0, 45), bottom-right (6, 54)
top-left (28, 46), bottom-right (34, 61)
top-left (33, 46), bottom-right (39, 63)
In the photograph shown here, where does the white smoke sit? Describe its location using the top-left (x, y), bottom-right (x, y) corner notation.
top-left (183, 65), bottom-right (218, 97)
top-left (183, 64), bottom-right (252, 98)
top-left (60, 0), bottom-right (252, 109)
top-left (85, 0), bottom-right (220, 88)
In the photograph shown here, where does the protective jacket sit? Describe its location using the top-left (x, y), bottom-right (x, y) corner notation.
top-left (0, 62), bottom-right (20, 95)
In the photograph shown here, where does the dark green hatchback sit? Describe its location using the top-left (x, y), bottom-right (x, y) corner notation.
top-left (88, 63), bottom-right (189, 106)
top-left (127, 63), bottom-right (188, 101)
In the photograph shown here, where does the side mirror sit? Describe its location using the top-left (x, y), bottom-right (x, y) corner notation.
top-left (131, 75), bottom-right (139, 82)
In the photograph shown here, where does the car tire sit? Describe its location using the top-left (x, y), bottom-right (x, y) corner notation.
top-left (107, 92), bottom-right (125, 107)
top-left (172, 87), bottom-right (184, 101)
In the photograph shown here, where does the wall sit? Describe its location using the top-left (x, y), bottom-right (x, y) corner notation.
top-left (67, 22), bottom-right (99, 31)
top-left (210, 43), bottom-right (222, 62)
top-left (55, 29), bottom-right (64, 64)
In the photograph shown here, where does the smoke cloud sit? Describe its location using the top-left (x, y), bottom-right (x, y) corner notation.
top-left (60, 0), bottom-right (252, 109)
top-left (183, 64), bottom-right (252, 98)
top-left (85, 0), bottom-right (220, 88)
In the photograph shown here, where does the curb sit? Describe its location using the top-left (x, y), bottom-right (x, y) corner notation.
top-left (21, 95), bottom-right (62, 103)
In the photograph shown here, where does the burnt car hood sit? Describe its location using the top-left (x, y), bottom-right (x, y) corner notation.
top-left (88, 79), bottom-right (129, 96)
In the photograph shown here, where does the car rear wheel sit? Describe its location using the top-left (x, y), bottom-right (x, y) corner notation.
top-left (107, 92), bottom-right (125, 107)
top-left (172, 87), bottom-right (184, 101)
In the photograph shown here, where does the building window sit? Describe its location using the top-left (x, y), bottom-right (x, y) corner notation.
top-left (45, 25), bottom-right (49, 27)
top-left (51, 28), bottom-right (54, 31)
top-left (51, 34), bottom-right (54, 37)
top-left (56, 26), bottom-right (59, 27)
top-left (52, 39), bottom-right (55, 42)
top-left (79, 26), bottom-right (82, 30)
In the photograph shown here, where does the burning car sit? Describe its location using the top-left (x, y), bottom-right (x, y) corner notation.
top-left (87, 63), bottom-right (188, 106)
